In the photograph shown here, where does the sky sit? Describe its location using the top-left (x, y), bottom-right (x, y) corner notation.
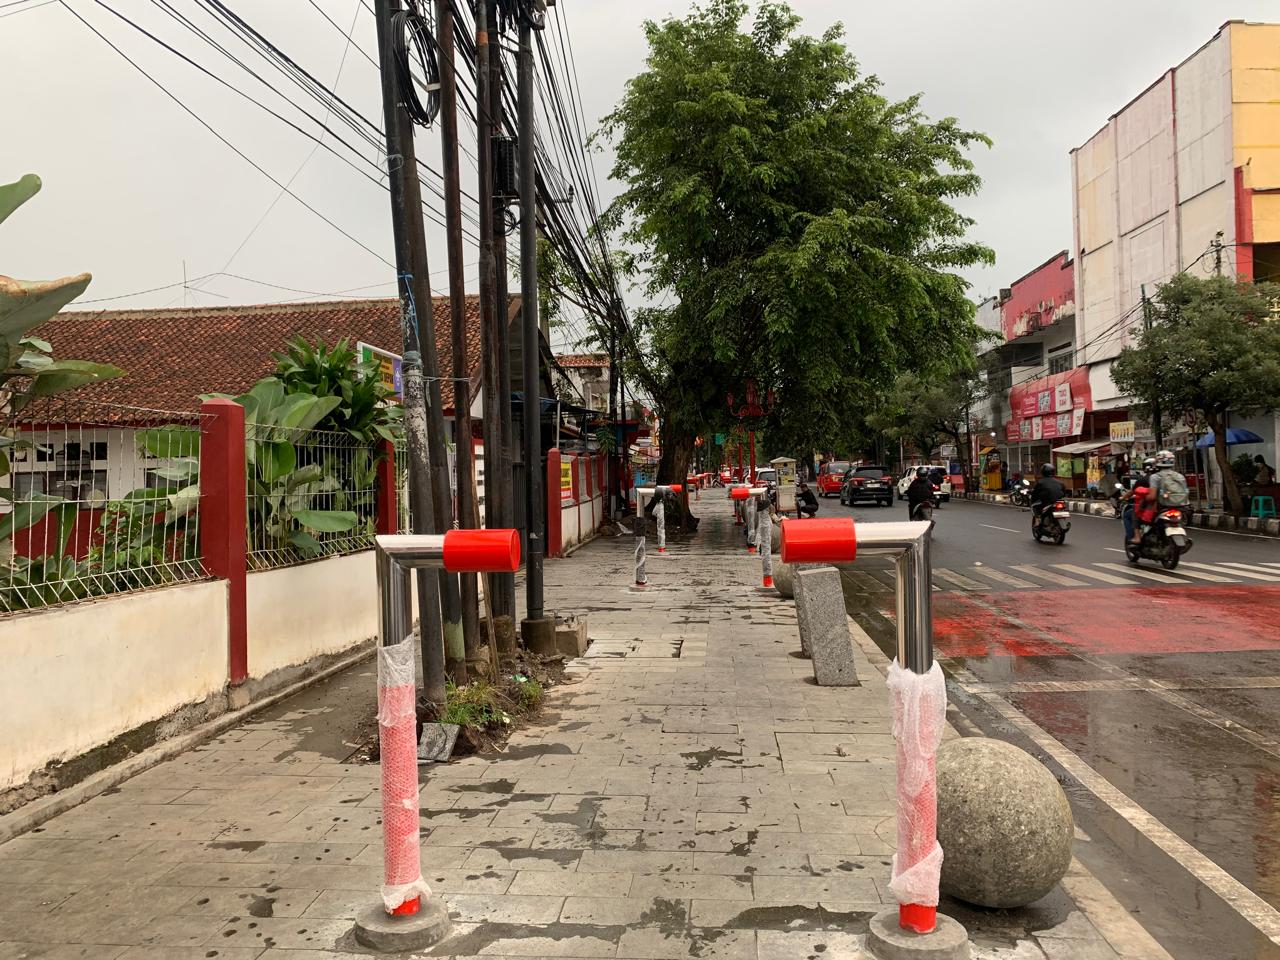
top-left (2, 0), bottom-right (1277, 352)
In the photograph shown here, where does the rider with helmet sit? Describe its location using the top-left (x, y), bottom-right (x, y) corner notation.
top-left (1122, 456), bottom-right (1156, 544)
top-left (1029, 463), bottom-right (1066, 527)
top-left (906, 466), bottom-right (936, 521)
top-left (1139, 450), bottom-right (1190, 538)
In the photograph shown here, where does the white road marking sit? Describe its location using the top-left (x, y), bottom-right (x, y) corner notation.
top-left (1053, 564), bottom-right (1139, 586)
top-left (1095, 562), bottom-right (1189, 585)
top-left (1103, 547), bottom-right (1127, 554)
top-left (1011, 564), bottom-right (1089, 587)
top-left (969, 688), bottom-right (1280, 947)
top-left (1219, 561), bottom-right (1280, 577)
top-left (934, 568), bottom-right (990, 591)
top-left (970, 567), bottom-right (1037, 589)
top-left (1180, 561), bottom-right (1280, 582)
top-left (979, 524), bottom-right (1020, 533)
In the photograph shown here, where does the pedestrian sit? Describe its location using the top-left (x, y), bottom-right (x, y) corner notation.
top-left (1254, 455), bottom-right (1276, 485)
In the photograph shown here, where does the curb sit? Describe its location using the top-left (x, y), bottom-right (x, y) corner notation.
top-left (0, 644), bottom-right (375, 845)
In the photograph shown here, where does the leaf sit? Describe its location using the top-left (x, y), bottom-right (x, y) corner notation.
top-left (16, 350), bottom-right (53, 370)
top-left (0, 273), bottom-right (93, 343)
top-left (31, 359), bottom-right (124, 397)
top-left (136, 426), bottom-right (200, 459)
top-left (20, 334), bottom-right (52, 352)
top-left (0, 174), bottom-right (41, 227)
top-left (261, 441), bottom-right (296, 485)
top-left (286, 529), bottom-right (325, 555)
top-left (148, 457), bottom-right (198, 482)
top-left (280, 394), bottom-right (341, 432)
top-left (244, 378), bottom-right (286, 419)
top-left (169, 484), bottom-right (200, 517)
top-left (291, 509), bottom-right (358, 532)
top-left (0, 493), bottom-right (64, 541)
top-left (283, 464), bottom-right (325, 491)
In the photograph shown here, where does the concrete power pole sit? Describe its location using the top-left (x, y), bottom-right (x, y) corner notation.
top-left (517, 0), bottom-right (554, 650)
top-left (1142, 283), bottom-right (1163, 449)
top-left (434, 0), bottom-right (481, 676)
top-left (372, 0), bottom-right (454, 705)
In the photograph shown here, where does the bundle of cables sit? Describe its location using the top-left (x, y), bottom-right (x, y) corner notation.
top-left (391, 0), bottom-right (441, 126)
top-left (501, 0), bottom-right (544, 31)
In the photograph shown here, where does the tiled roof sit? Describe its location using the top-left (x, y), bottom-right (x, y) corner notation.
top-left (555, 352), bottom-right (608, 368)
top-left (35, 295), bottom-right (517, 415)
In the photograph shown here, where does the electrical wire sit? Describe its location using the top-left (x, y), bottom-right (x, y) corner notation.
top-left (392, 0), bottom-right (440, 126)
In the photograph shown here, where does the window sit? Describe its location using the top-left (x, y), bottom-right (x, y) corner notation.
top-left (1048, 349), bottom-right (1074, 375)
top-left (13, 473), bottom-right (46, 498)
top-left (50, 470), bottom-right (108, 504)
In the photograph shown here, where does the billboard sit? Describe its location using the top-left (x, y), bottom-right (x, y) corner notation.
top-left (357, 342), bottom-right (403, 401)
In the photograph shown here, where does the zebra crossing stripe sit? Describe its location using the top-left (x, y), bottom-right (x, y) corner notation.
top-left (1126, 563), bottom-right (1237, 583)
top-left (970, 567), bottom-right (1036, 589)
top-left (935, 568), bottom-right (990, 591)
top-left (1219, 561), bottom-right (1280, 577)
top-left (1181, 561), bottom-right (1280, 582)
top-left (1052, 564), bottom-right (1139, 586)
top-left (1095, 562), bottom-right (1188, 584)
top-left (1011, 565), bottom-right (1088, 587)
top-left (846, 570), bottom-right (888, 593)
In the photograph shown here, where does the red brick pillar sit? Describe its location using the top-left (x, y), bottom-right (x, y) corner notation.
top-left (201, 398), bottom-right (248, 686)
top-left (546, 448), bottom-right (562, 559)
top-left (376, 439), bottom-right (399, 536)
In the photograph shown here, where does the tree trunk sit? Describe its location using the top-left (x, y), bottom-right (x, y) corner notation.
top-left (1206, 411), bottom-right (1244, 514)
top-left (657, 422), bottom-right (699, 531)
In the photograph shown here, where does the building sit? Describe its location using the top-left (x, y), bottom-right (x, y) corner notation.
top-left (552, 353), bottom-right (609, 413)
top-left (1071, 19), bottom-right (1280, 472)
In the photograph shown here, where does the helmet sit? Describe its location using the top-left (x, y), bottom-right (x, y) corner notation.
top-left (1142, 456), bottom-right (1156, 471)
top-left (1155, 449), bottom-right (1176, 470)
top-left (1041, 463), bottom-right (1054, 478)
top-left (916, 466), bottom-right (929, 478)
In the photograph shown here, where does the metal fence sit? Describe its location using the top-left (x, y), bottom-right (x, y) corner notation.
top-left (245, 421), bottom-right (380, 570)
top-left (0, 397), bottom-right (209, 613)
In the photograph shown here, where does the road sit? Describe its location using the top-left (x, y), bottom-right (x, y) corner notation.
top-left (823, 492), bottom-right (1280, 960)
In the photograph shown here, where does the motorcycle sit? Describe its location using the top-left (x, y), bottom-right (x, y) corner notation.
top-left (911, 495), bottom-right (937, 524)
top-left (1125, 506), bottom-right (1193, 569)
top-left (1109, 482), bottom-right (1125, 520)
top-left (1031, 499), bottom-right (1071, 545)
top-left (1010, 478), bottom-right (1032, 508)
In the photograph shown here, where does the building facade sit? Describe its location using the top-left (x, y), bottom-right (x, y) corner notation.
top-left (1071, 19), bottom-right (1280, 473)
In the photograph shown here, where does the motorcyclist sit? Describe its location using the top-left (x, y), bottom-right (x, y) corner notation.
top-left (1121, 456), bottom-right (1155, 544)
top-left (906, 466), bottom-right (936, 521)
top-left (1142, 449), bottom-right (1190, 527)
top-left (1029, 463), bottom-right (1066, 530)
top-left (796, 480), bottom-right (819, 518)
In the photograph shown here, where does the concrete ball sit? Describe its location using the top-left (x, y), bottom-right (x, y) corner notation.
top-left (936, 737), bottom-right (1073, 909)
top-left (774, 562), bottom-right (795, 598)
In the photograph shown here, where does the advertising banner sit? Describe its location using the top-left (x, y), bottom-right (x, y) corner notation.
top-left (1054, 383), bottom-right (1072, 413)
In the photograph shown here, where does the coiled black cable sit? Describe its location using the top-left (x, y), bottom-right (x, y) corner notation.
top-left (392, 0), bottom-right (441, 126)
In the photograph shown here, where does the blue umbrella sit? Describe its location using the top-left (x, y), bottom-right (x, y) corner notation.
top-left (1195, 428), bottom-right (1264, 448)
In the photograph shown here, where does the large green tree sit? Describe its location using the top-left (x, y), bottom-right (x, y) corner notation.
top-left (1112, 273), bottom-right (1280, 516)
top-left (599, 0), bottom-right (992, 491)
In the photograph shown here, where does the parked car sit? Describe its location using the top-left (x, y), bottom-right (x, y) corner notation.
top-left (896, 465), bottom-right (953, 503)
top-left (816, 460), bottom-right (852, 498)
top-left (840, 464), bottom-right (894, 507)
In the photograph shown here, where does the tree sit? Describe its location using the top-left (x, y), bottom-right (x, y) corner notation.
top-left (598, 0), bottom-right (992, 498)
top-left (1112, 273), bottom-right (1280, 515)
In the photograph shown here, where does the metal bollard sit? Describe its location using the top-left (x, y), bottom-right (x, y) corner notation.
top-left (780, 518), bottom-right (960, 945)
top-left (359, 530), bottom-right (521, 950)
top-left (759, 506), bottom-right (773, 588)
top-left (634, 530), bottom-right (647, 587)
top-left (655, 497), bottom-right (666, 554)
top-left (745, 497), bottom-right (757, 553)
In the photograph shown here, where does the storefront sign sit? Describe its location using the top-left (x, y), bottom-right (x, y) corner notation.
top-left (561, 459), bottom-right (574, 502)
top-left (1109, 420), bottom-right (1136, 443)
top-left (357, 342), bottom-right (403, 401)
top-left (1032, 417), bottom-right (1043, 441)
top-left (1071, 407), bottom-right (1086, 436)
top-left (1054, 383), bottom-right (1072, 413)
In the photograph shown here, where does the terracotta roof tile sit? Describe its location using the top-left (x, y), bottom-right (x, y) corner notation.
top-left (35, 295), bottom-right (511, 415)
top-left (555, 352), bottom-right (608, 368)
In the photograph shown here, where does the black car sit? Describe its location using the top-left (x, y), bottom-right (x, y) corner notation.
top-left (840, 464), bottom-right (894, 507)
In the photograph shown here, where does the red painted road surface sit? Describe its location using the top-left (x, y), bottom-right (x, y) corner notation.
top-left (928, 585), bottom-right (1280, 658)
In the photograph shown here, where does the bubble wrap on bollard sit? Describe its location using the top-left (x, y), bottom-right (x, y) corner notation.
top-left (886, 660), bottom-right (947, 907)
top-left (634, 533), bottom-right (647, 585)
top-left (377, 634), bottom-right (432, 913)
top-left (759, 509), bottom-right (773, 578)
top-left (655, 498), bottom-right (666, 552)
top-left (745, 499), bottom-right (757, 547)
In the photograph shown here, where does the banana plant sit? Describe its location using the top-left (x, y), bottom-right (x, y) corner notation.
top-left (0, 173), bottom-right (124, 550)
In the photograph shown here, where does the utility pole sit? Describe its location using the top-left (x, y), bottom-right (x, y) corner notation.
top-left (372, 0), bottom-right (447, 704)
top-left (1213, 230), bottom-right (1224, 277)
top-left (517, 1), bottom-right (552, 646)
top-left (434, 0), bottom-right (481, 676)
top-left (1142, 283), bottom-right (1163, 449)
top-left (607, 297), bottom-right (619, 518)
top-left (490, 0), bottom-right (516, 624)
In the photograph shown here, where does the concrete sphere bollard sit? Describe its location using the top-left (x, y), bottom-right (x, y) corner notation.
top-left (774, 562), bottom-right (795, 598)
top-left (936, 738), bottom-right (1073, 909)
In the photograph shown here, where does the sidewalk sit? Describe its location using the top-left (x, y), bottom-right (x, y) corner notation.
top-left (1, 496), bottom-right (1159, 960)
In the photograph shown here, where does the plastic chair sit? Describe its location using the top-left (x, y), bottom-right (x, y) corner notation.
top-left (1251, 496), bottom-right (1277, 520)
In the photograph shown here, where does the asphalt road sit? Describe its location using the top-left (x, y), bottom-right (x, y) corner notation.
top-left (824, 493), bottom-right (1280, 960)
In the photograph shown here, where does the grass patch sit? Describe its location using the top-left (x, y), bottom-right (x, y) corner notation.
top-left (441, 675), bottom-right (543, 731)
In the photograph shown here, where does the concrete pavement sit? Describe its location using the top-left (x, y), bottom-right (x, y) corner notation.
top-left (0, 495), bottom-right (1159, 960)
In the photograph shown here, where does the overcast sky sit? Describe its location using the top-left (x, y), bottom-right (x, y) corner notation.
top-left (2, 0), bottom-right (1276, 351)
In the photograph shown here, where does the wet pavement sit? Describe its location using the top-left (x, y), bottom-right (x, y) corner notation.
top-left (831, 495), bottom-right (1280, 960)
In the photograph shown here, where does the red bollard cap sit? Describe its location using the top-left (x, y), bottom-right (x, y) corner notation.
top-left (899, 903), bottom-right (936, 934)
top-left (730, 486), bottom-right (750, 501)
top-left (443, 529), bottom-right (521, 573)
top-left (669, 484), bottom-right (683, 492)
top-left (780, 517), bottom-right (857, 565)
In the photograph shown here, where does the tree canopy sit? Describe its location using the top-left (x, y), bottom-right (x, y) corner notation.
top-left (1112, 273), bottom-right (1280, 514)
top-left (599, 0), bottom-right (992, 480)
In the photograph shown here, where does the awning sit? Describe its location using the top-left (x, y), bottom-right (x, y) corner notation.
top-left (1051, 440), bottom-right (1110, 456)
top-left (978, 446), bottom-right (996, 455)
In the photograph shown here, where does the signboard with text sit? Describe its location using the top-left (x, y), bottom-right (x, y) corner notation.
top-left (357, 342), bottom-right (404, 401)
